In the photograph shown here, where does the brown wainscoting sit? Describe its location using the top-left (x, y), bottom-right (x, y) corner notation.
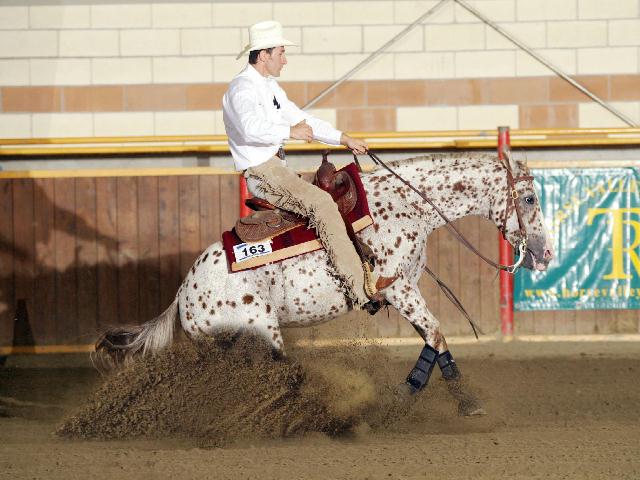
top-left (0, 172), bottom-right (622, 348)
top-left (0, 174), bottom-right (239, 347)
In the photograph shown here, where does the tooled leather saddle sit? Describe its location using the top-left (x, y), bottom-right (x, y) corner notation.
top-left (234, 155), bottom-right (358, 243)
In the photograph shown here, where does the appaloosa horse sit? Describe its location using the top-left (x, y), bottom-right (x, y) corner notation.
top-left (97, 152), bottom-right (553, 413)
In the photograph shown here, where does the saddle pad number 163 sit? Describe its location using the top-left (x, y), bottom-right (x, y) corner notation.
top-left (233, 240), bottom-right (273, 263)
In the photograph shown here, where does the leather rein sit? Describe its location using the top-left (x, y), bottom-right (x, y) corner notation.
top-left (363, 150), bottom-right (533, 274)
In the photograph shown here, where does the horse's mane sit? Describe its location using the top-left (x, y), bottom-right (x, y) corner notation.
top-left (368, 151), bottom-right (529, 175)
top-left (383, 151), bottom-right (497, 169)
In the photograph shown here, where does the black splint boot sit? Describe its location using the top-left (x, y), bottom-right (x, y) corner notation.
top-left (437, 350), bottom-right (461, 380)
top-left (437, 350), bottom-right (486, 416)
top-left (405, 344), bottom-right (439, 393)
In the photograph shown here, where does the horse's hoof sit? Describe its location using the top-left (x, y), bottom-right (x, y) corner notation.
top-left (463, 406), bottom-right (487, 416)
top-left (374, 383), bottom-right (414, 428)
top-left (458, 400), bottom-right (487, 417)
top-left (393, 382), bottom-right (414, 401)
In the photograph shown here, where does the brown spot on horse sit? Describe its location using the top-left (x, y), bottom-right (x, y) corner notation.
top-left (242, 294), bottom-right (254, 304)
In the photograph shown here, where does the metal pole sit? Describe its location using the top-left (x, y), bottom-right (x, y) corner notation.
top-left (498, 126), bottom-right (514, 339)
top-left (239, 176), bottom-right (251, 218)
top-left (303, 0), bottom-right (452, 110)
top-left (454, 0), bottom-right (638, 128)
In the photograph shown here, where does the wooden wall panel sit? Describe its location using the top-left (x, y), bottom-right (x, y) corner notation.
top-left (138, 176), bottom-right (160, 322)
top-left (116, 177), bottom-right (139, 325)
top-left (553, 309), bottom-right (577, 335)
top-left (613, 309), bottom-right (639, 333)
top-left (76, 177), bottom-right (98, 343)
top-left (158, 176), bottom-right (181, 307)
top-left (458, 216), bottom-right (481, 336)
top-left (33, 178), bottom-right (56, 344)
top-left (178, 176), bottom-right (200, 277)
top-left (2, 172), bottom-right (635, 346)
top-left (53, 178), bottom-right (78, 344)
top-left (0, 180), bottom-right (14, 346)
top-left (575, 309), bottom-right (597, 334)
top-left (199, 175), bottom-right (221, 251)
top-left (219, 175), bottom-right (240, 233)
top-left (423, 221), bottom-right (440, 319)
top-left (96, 177), bottom-right (118, 330)
top-left (437, 222), bottom-right (462, 335)
top-left (595, 309), bottom-right (617, 334)
top-left (12, 179), bottom-right (35, 345)
top-left (478, 221), bottom-right (500, 334)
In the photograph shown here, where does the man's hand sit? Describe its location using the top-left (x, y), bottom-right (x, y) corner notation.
top-left (290, 120), bottom-right (313, 142)
top-left (341, 134), bottom-right (368, 155)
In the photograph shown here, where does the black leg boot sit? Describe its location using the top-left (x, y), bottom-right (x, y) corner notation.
top-left (379, 343), bottom-right (438, 426)
top-left (437, 350), bottom-right (486, 416)
top-left (405, 344), bottom-right (439, 394)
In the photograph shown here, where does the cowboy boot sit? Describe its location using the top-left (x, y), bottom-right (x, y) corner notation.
top-left (362, 264), bottom-right (397, 315)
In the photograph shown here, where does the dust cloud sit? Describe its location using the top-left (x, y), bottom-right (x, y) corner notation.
top-left (57, 334), bottom-right (410, 445)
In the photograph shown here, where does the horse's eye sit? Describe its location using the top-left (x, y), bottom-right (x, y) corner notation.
top-left (524, 195), bottom-right (536, 205)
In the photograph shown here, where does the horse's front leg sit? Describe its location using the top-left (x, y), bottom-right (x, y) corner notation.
top-left (387, 282), bottom-right (485, 416)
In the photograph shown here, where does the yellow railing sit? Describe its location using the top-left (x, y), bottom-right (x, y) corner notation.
top-left (1, 128), bottom-right (639, 157)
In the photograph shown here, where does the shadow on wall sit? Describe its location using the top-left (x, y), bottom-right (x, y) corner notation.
top-left (0, 254), bottom-right (199, 348)
top-left (0, 175), bottom-right (238, 348)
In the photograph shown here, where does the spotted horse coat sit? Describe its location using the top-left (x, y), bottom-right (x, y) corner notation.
top-left (96, 152), bottom-right (553, 412)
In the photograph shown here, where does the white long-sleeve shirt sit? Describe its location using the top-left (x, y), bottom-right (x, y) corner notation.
top-left (222, 64), bottom-right (343, 171)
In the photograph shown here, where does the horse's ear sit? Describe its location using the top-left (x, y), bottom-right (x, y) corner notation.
top-left (515, 159), bottom-right (530, 175)
top-left (503, 150), bottom-right (522, 175)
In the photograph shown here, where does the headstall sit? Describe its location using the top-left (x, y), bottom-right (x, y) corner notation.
top-left (364, 150), bottom-right (533, 274)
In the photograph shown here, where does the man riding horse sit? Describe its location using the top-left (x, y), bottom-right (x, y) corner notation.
top-left (222, 20), bottom-right (396, 312)
top-left (95, 21), bottom-right (554, 414)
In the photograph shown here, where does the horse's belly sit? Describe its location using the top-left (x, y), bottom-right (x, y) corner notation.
top-left (279, 253), bottom-right (350, 327)
top-left (279, 297), bottom-right (349, 328)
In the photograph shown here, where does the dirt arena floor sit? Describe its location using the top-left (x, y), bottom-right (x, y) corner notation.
top-left (1, 338), bottom-right (639, 480)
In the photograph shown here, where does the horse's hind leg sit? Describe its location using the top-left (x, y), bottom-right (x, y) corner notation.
top-left (385, 283), bottom-right (448, 392)
top-left (436, 345), bottom-right (486, 416)
top-left (231, 296), bottom-right (285, 358)
top-left (387, 282), bottom-right (485, 414)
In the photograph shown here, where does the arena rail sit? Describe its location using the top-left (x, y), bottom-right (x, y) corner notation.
top-left (1, 127), bottom-right (640, 157)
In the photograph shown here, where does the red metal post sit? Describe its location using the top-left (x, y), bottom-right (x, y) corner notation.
top-left (239, 175), bottom-right (251, 218)
top-left (498, 126), bottom-right (514, 338)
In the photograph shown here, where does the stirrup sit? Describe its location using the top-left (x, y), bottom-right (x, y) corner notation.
top-left (363, 263), bottom-right (398, 300)
top-left (362, 297), bottom-right (387, 315)
top-left (362, 264), bottom-right (397, 315)
top-left (363, 262), bottom-right (378, 298)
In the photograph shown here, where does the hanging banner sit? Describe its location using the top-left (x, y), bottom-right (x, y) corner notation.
top-left (515, 167), bottom-right (640, 311)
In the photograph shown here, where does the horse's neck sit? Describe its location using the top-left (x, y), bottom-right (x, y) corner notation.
top-left (364, 156), bottom-right (507, 235)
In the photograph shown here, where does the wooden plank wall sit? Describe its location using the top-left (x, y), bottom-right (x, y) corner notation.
top-left (0, 173), bottom-right (635, 347)
top-left (0, 174), bottom-right (239, 347)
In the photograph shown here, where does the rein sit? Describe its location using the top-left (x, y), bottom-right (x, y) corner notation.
top-left (363, 150), bottom-right (531, 274)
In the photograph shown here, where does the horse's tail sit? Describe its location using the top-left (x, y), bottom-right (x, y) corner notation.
top-left (92, 297), bottom-right (179, 372)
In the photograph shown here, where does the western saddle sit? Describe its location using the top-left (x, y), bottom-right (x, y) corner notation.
top-left (234, 153), bottom-right (376, 267)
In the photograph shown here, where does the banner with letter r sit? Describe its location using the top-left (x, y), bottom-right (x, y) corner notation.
top-left (515, 167), bottom-right (640, 311)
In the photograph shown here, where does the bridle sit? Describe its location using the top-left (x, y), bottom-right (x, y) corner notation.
top-left (499, 154), bottom-right (534, 273)
top-left (363, 150), bottom-right (533, 274)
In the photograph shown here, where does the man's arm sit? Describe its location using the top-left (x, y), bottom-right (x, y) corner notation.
top-left (340, 133), bottom-right (368, 155)
top-left (279, 87), bottom-right (368, 152)
top-left (278, 90), bottom-right (341, 145)
top-left (290, 120), bottom-right (313, 142)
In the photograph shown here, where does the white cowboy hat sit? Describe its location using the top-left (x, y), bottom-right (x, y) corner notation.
top-left (236, 20), bottom-right (296, 60)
